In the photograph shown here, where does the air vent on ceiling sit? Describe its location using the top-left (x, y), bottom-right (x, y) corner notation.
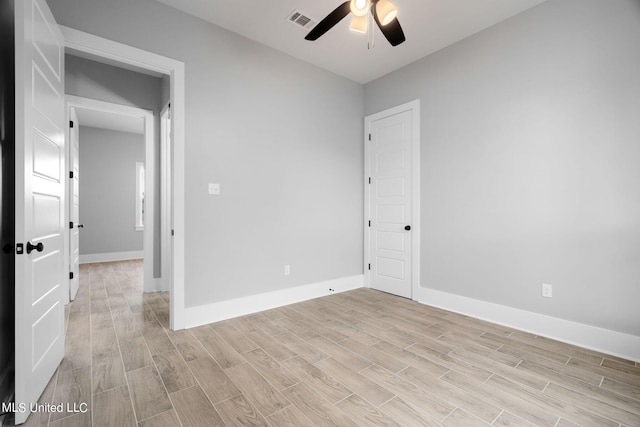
top-left (286, 10), bottom-right (317, 30)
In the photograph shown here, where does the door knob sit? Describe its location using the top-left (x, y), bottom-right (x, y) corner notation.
top-left (26, 241), bottom-right (44, 254)
top-left (404, 225), bottom-right (411, 231)
top-left (78, 224), bottom-right (84, 228)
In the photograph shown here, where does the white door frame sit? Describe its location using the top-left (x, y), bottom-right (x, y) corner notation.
top-left (68, 106), bottom-right (79, 302)
top-left (64, 96), bottom-right (158, 292)
top-left (160, 102), bottom-right (172, 292)
top-left (61, 26), bottom-right (186, 330)
top-left (364, 99), bottom-right (421, 299)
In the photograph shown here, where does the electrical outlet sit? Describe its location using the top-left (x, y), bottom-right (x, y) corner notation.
top-left (284, 265), bottom-right (290, 276)
top-left (542, 283), bottom-right (553, 298)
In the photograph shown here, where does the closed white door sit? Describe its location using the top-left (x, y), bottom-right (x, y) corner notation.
top-left (69, 108), bottom-right (80, 300)
top-left (368, 110), bottom-right (413, 298)
top-left (14, 0), bottom-right (66, 423)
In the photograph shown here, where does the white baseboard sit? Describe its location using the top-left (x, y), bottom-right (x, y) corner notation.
top-left (415, 287), bottom-right (640, 363)
top-left (79, 250), bottom-right (144, 264)
top-left (185, 275), bottom-right (364, 329)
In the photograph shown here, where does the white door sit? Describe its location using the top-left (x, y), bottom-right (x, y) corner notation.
top-left (69, 108), bottom-right (80, 300)
top-left (14, 0), bottom-right (66, 424)
top-left (367, 110), bottom-right (413, 298)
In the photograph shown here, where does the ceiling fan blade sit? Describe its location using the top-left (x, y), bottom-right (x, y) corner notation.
top-left (305, 1), bottom-right (351, 41)
top-left (372, 5), bottom-right (406, 46)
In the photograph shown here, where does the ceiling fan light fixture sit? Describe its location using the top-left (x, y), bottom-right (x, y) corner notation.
top-left (350, 0), bottom-right (371, 17)
top-left (376, 0), bottom-right (398, 26)
top-left (349, 14), bottom-right (368, 34)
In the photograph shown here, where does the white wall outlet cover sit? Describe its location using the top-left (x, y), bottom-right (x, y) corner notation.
top-left (208, 183), bottom-right (220, 195)
top-left (542, 283), bottom-right (553, 298)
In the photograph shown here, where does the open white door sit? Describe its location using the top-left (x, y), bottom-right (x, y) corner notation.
top-left (69, 108), bottom-right (80, 300)
top-left (14, 0), bottom-right (66, 424)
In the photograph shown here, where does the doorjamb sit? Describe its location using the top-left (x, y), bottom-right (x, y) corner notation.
top-left (160, 102), bottom-right (171, 293)
top-left (61, 26), bottom-right (186, 330)
top-left (65, 96), bottom-right (157, 292)
top-left (364, 99), bottom-right (421, 299)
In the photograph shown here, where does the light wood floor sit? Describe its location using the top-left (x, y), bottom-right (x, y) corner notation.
top-left (23, 260), bottom-right (640, 426)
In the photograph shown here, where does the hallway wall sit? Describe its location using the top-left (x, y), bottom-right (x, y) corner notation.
top-left (78, 126), bottom-right (145, 259)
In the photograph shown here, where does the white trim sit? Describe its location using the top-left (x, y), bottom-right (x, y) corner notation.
top-left (364, 99), bottom-right (421, 299)
top-left (185, 276), bottom-right (364, 328)
top-left (61, 26), bottom-right (186, 330)
top-left (135, 161), bottom-right (145, 231)
top-left (160, 103), bottom-right (171, 293)
top-left (416, 287), bottom-right (640, 363)
top-left (79, 250), bottom-right (144, 264)
top-left (65, 96), bottom-right (156, 293)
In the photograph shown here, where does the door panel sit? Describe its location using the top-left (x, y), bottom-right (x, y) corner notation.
top-left (377, 257), bottom-right (405, 279)
top-left (369, 110), bottom-right (412, 298)
top-left (15, 0), bottom-right (65, 423)
top-left (377, 231), bottom-right (404, 252)
top-left (32, 131), bottom-right (61, 180)
top-left (32, 1), bottom-right (62, 79)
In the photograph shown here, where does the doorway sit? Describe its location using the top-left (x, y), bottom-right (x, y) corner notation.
top-left (65, 97), bottom-right (159, 298)
top-left (61, 26), bottom-right (186, 329)
top-left (364, 100), bottom-right (421, 299)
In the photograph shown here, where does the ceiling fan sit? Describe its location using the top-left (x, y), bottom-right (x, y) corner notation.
top-left (305, 0), bottom-right (406, 47)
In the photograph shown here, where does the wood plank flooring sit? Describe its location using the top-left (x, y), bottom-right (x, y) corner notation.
top-left (23, 260), bottom-right (640, 426)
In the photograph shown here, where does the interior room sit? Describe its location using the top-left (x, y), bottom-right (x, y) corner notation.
top-left (6, 0), bottom-right (640, 425)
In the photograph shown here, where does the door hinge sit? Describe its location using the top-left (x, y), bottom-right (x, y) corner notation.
top-left (69, 272), bottom-right (74, 280)
top-left (69, 221), bottom-right (74, 229)
top-left (69, 171), bottom-right (74, 179)
top-left (368, 133), bottom-right (371, 141)
top-left (171, 229), bottom-right (175, 236)
top-left (368, 177), bottom-right (371, 184)
top-left (70, 120), bottom-right (74, 128)
top-left (368, 220), bottom-right (371, 227)
top-left (368, 263), bottom-right (371, 270)
top-left (16, 243), bottom-right (24, 255)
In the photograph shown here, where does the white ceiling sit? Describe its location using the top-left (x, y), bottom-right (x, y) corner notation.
top-left (75, 108), bottom-right (145, 135)
top-left (154, 0), bottom-right (547, 84)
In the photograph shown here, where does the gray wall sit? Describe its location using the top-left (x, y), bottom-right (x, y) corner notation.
top-left (66, 54), bottom-right (163, 110)
top-left (365, 0), bottom-right (640, 336)
top-left (48, 0), bottom-right (364, 307)
top-left (66, 54), bottom-right (163, 276)
top-left (79, 126), bottom-right (145, 255)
